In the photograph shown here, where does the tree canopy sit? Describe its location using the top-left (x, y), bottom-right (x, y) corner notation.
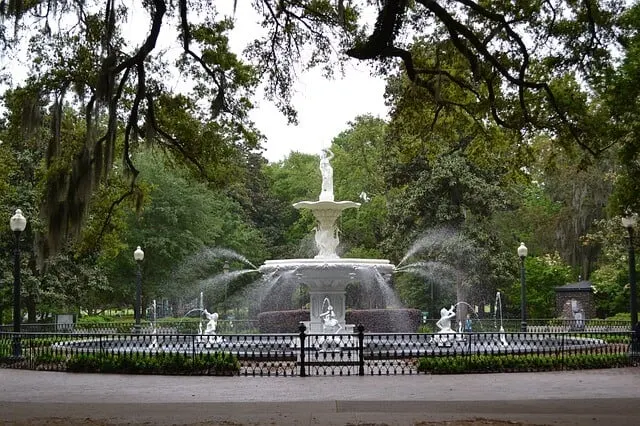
top-left (2, 1), bottom-right (638, 258)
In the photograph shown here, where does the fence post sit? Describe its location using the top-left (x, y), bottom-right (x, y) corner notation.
top-left (357, 324), bottom-right (365, 376)
top-left (561, 332), bottom-right (565, 370)
top-left (298, 323), bottom-right (307, 377)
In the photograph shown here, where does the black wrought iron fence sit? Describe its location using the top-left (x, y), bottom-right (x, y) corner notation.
top-left (0, 326), bottom-right (635, 377)
top-left (419, 318), bottom-right (631, 333)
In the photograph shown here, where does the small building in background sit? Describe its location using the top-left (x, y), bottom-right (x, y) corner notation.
top-left (555, 280), bottom-right (595, 323)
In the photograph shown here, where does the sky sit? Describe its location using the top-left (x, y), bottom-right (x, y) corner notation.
top-left (250, 65), bottom-right (388, 163)
top-left (223, 2), bottom-right (389, 163)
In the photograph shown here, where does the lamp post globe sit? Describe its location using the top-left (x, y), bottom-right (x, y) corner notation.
top-left (10, 209), bottom-right (27, 233)
top-left (10, 209), bottom-right (27, 357)
top-left (622, 214), bottom-right (638, 333)
top-left (133, 246), bottom-right (144, 332)
top-left (518, 242), bottom-right (528, 332)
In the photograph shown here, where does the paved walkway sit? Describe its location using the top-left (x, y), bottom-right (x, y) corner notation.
top-left (1, 368), bottom-right (639, 425)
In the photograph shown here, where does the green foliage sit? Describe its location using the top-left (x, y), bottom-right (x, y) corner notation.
top-left (101, 150), bottom-right (268, 308)
top-left (503, 253), bottom-right (574, 319)
top-left (584, 218), bottom-right (637, 317)
top-left (60, 352), bottom-right (240, 375)
top-left (76, 315), bottom-right (111, 324)
top-left (417, 352), bottom-right (631, 374)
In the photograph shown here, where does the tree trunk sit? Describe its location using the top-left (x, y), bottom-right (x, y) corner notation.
top-left (26, 294), bottom-right (37, 323)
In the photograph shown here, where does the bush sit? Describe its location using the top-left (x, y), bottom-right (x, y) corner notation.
top-left (63, 352), bottom-right (240, 375)
top-left (258, 310), bottom-right (309, 333)
top-left (77, 315), bottom-right (111, 324)
top-left (346, 309), bottom-right (422, 332)
top-left (416, 353), bottom-right (630, 374)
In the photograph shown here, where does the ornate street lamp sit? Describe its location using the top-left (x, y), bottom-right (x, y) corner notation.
top-left (622, 214), bottom-right (638, 331)
top-left (133, 246), bottom-right (144, 333)
top-left (518, 242), bottom-right (528, 332)
top-left (10, 209), bottom-right (27, 357)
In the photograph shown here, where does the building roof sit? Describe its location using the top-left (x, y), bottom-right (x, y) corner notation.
top-left (554, 280), bottom-right (594, 292)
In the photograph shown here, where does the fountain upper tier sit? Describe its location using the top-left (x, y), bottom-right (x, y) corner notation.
top-left (258, 258), bottom-right (395, 292)
top-left (293, 200), bottom-right (360, 259)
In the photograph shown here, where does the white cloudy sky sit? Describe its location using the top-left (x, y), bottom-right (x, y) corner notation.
top-left (249, 65), bottom-right (388, 163)
top-left (222, 2), bottom-right (389, 163)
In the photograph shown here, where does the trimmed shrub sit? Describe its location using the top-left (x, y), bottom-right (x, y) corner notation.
top-left (416, 352), bottom-right (631, 374)
top-left (346, 309), bottom-right (422, 332)
top-left (63, 352), bottom-right (239, 375)
top-left (258, 310), bottom-right (309, 333)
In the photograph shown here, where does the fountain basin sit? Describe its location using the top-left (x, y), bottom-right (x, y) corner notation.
top-left (259, 259), bottom-right (395, 334)
top-left (259, 258), bottom-right (394, 279)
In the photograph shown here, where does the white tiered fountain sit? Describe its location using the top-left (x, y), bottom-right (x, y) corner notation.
top-left (259, 149), bottom-right (395, 333)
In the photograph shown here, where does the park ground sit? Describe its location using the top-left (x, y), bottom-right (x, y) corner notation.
top-left (1, 367), bottom-right (639, 425)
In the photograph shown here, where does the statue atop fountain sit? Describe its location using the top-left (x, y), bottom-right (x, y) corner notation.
top-left (319, 148), bottom-right (334, 201)
top-left (293, 149), bottom-right (359, 259)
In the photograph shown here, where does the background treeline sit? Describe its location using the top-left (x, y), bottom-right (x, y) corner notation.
top-left (0, 108), bottom-right (635, 322)
top-left (1, 1), bottom-right (639, 323)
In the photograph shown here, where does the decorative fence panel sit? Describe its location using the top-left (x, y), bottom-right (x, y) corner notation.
top-left (0, 327), bottom-right (636, 377)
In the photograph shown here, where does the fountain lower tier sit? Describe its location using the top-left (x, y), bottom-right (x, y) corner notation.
top-left (259, 259), bottom-right (395, 334)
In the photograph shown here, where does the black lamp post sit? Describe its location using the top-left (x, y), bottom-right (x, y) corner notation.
top-left (622, 214), bottom-right (638, 331)
top-left (10, 209), bottom-right (27, 357)
top-left (133, 246), bottom-right (144, 333)
top-left (518, 242), bottom-right (528, 332)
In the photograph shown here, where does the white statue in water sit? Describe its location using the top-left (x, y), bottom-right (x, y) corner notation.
top-left (319, 148), bottom-right (334, 201)
top-left (436, 305), bottom-right (456, 333)
top-left (200, 309), bottom-right (224, 347)
top-left (320, 297), bottom-right (342, 333)
top-left (203, 309), bottom-right (219, 335)
top-left (433, 305), bottom-right (457, 346)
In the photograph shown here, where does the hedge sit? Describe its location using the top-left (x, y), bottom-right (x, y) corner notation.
top-left (417, 353), bottom-right (631, 374)
top-left (32, 352), bottom-right (240, 375)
